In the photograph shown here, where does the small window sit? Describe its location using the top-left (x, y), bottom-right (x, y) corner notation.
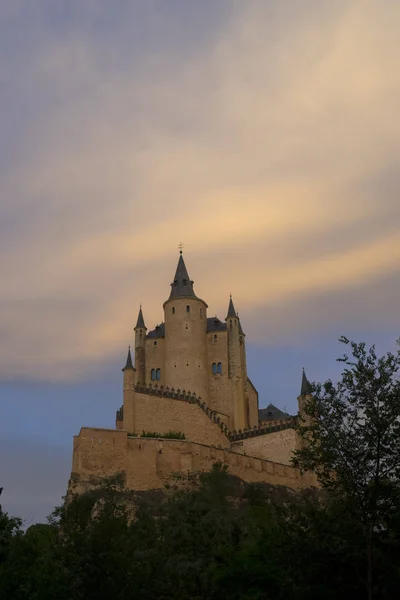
top-left (172, 307), bottom-right (175, 314)
top-left (186, 305), bottom-right (190, 312)
top-left (200, 308), bottom-right (203, 317)
top-left (217, 362), bottom-right (222, 374)
top-left (154, 341), bottom-right (157, 346)
top-left (212, 363), bottom-right (217, 374)
top-left (214, 334), bottom-right (217, 340)
top-left (156, 368), bottom-right (161, 380)
top-left (151, 369), bottom-right (156, 380)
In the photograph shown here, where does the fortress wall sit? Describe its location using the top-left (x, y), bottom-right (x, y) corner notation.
top-left (132, 392), bottom-right (230, 448)
top-left (230, 428), bottom-right (297, 466)
top-left (70, 431), bottom-right (317, 494)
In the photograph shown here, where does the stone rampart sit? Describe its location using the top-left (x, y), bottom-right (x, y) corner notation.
top-left (69, 428), bottom-right (318, 496)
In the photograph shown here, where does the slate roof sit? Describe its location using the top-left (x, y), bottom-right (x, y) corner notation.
top-left (226, 296), bottom-right (237, 318)
top-left (169, 253), bottom-right (197, 299)
top-left (258, 403), bottom-right (289, 421)
top-left (146, 323), bottom-right (165, 339)
top-left (207, 317), bottom-right (227, 333)
top-left (135, 306), bottom-right (146, 329)
top-left (122, 347), bottom-right (134, 370)
top-left (300, 369), bottom-right (313, 396)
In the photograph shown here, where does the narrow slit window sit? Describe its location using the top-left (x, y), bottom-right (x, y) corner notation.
top-left (186, 305), bottom-right (190, 312)
top-left (212, 363), bottom-right (217, 374)
top-left (156, 368), bottom-right (161, 380)
top-left (217, 362), bottom-right (222, 374)
top-left (151, 369), bottom-right (156, 380)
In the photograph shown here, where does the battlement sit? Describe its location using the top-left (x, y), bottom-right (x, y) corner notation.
top-left (230, 417), bottom-right (298, 442)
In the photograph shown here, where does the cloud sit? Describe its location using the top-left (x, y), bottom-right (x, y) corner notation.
top-left (1, 0), bottom-right (399, 381)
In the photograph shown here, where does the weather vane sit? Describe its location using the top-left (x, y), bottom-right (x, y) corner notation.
top-left (178, 241), bottom-right (184, 253)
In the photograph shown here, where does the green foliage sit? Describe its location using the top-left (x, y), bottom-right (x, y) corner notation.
top-left (140, 430), bottom-right (186, 439)
top-left (294, 336), bottom-right (400, 599)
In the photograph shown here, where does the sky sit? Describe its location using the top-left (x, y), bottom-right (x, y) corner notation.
top-left (0, 0), bottom-right (399, 525)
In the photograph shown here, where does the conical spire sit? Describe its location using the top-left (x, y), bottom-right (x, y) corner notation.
top-left (226, 295), bottom-right (237, 319)
top-left (134, 305), bottom-right (146, 330)
top-left (169, 251), bottom-right (197, 299)
top-left (300, 368), bottom-right (313, 396)
top-left (122, 346), bottom-right (134, 371)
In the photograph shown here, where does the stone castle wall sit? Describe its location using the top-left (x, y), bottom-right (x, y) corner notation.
top-left (69, 428), bottom-right (318, 496)
top-left (230, 428), bottom-right (297, 466)
top-left (124, 390), bottom-right (230, 448)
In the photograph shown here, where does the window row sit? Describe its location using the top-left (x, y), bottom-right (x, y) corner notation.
top-left (171, 306), bottom-right (203, 317)
top-left (151, 368), bottom-right (161, 381)
top-left (212, 362), bottom-right (222, 375)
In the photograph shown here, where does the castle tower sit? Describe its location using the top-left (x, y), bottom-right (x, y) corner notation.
top-left (226, 296), bottom-right (247, 431)
top-left (296, 368), bottom-right (313, 451)
top-left (122, 347), bottom-right (135, 431)
top-left (134, 306), bottom-right (147, 384)
top-left (163, 251), bottom-right (209, 400)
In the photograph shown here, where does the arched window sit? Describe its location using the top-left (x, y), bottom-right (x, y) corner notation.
top-left (156, 368), bottom-right (161, 380)
top-left (172, 307), bottom-right (175, 314)
top-left (186, 305), bottom-right (190, 312)
top-left (217, 362), bottom-right (222, 374)
top-left (212, 363), bottom-right (217, 375)
top-left (151, 369), bottom-right (156, 380)
top-left (200, 308), bottom-right (203, 317)
top-left (153, 341), bottom-right (157, 346)
top-left (214, 334), bottom-right (218, 340)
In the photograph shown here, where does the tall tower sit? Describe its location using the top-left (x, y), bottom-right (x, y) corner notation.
top-left (122, 347), bottom-right (135, 431)
top-left (226, 296), bottom-right (247, 430)
top-left (296, 369), bottom-right (313, 451)
top-left (163, 251), bottom-right (209, 400)
top-left (134, 306), bottom-right (147, 384)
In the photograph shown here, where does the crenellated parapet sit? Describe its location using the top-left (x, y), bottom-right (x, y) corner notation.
top-left (229, 417), bottom-right (298, 442)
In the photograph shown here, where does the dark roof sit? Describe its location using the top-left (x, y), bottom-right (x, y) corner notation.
top-left (169, 252), bottom-right (197, 299)
top-left (135, 306), bottom-right (146, 330)
top-left (300, 369), bottom-right (313, 396)
top-left (122, 347), bottom-right (134, 371)
top-left (207, 317), bottom-right (227, 333)
top-left (226, 296), bottom-right (237, 319)
top-left (146, 323), bottom-right (165, 339)
top-left (258, 403), bottom-right (289, 421)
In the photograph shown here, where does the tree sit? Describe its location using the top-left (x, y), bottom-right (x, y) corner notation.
top-left (293, 336), bottom-right (400, 599)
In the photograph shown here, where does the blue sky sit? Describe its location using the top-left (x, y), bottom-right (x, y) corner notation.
top-left (1, 0), bottom-right (399, 525)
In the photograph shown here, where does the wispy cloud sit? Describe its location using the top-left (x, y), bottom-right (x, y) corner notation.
top-left (1, 0), bottom-right (399, 381)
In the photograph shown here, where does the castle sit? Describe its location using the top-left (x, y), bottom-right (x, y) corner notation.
top-left (69, 252), bottom-right (317, 496)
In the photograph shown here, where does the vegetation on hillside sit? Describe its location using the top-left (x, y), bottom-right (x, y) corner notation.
top-left (0, 337), bottom-right (399, 599)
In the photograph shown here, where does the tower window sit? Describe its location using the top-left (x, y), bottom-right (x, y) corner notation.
top-left (151, 369), bottom-right (156, 380)
top-left (214, 334), bottom-right (217, 340)
top-left (172, 307), bottom-right (175, 314)
top-left (217, 362), bottom-right (222, 374)
top-left (200, 308), bottom-right (203, 317)
top-left (212, 363), bottom-right (217, 375)
top-left (156, 368), bottom-right (161, 380)
top-left (186, 305), bottom-right (190, 312)
top-left (153, 341), bottom-right (157, 346)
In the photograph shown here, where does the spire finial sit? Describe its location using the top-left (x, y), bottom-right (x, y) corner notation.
top-left (178, 241), bottom-right (184, 254)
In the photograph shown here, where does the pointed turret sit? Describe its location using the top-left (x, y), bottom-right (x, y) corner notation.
top-left (300, 368), bottom-right (313, 396)
top-left (122, 346), bottom-right (134, 371)
top-left (134, 305), bottom-right (146, 331)
top-left (169, 251), bottom-right (197, 299)
top-left (226, 295), bottom-right (237, 319)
